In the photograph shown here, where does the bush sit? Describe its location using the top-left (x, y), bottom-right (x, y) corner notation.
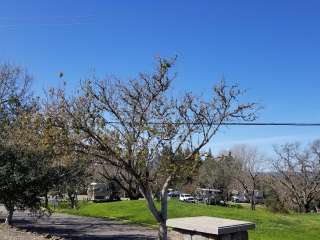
top-left (264, 187), bottom-right (289, 213)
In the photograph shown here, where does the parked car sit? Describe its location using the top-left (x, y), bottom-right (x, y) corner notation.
top-left (254, 196), bottom-right (264, 204)
top-left (204, 196), bottom-right (226, 205)
top-left (231, 195), bottom-right (249, 203)
top-left (168, 190), bottom-right (180, 198)
top-left (195, 195), bottom-right (204, 202)
top-left (179, 193), bottom-right (195, 203)
top-left (254, 190), bottom-right (264, 204)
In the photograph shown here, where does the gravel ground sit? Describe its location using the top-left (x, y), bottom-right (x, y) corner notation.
top-left (0, 205), bottom-right (157, 240)
top-left (0, 224), bottom-right (62, 240)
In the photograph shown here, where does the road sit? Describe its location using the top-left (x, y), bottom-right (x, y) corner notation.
top-left (0, 205), bottom-right (157, 240)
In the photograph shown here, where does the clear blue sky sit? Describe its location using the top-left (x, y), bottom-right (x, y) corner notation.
top-left (1, 0), bottom-right (319, 155)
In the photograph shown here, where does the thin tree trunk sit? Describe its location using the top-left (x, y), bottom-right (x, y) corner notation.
top-left (299, 204), bottom-right (304, 213)
top-left (68, 192), bottom-right (77, 209)
top-left (129, 195), bottom-right (140, 200)
top-left (142, 186), bottom-right (166, 239)
top-left (140, 175), bottom-right (171, 240)
top-left (303, 201), bottom-right (311, 213)
top-left (5, 208), bottom-right (14, 225)
top-left (251, 191), bottom-right (255, 210)
top-left (158, 175), bottom-right (171, 240)
top-left (144, 189), bottom-right (162, 222)
top-left (45, 192), bottom-right (49, 208)
top-left (72, 198), bottom-right (76, 208)
top-left (127, 182), bottom-right (141, 200)
top-left (159, 193), bottom-right (168, 240)
top-left (127, 188), bottom-right (140, 200)
top-left (159, 221), bottom-right (168, 240)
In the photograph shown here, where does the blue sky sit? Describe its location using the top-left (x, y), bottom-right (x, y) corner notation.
top-left (1, 0), bottom-right (319, 155)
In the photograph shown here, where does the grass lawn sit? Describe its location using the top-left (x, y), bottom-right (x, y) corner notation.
top-left (57, 200), bottom-right (320, 240)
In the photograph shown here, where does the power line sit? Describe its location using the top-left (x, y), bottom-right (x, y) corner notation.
top-left (219, 122), bottom-right (320, 127)
top-left (106, 121), bottom-right (320, 127)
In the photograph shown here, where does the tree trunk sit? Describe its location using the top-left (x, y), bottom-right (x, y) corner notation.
top-left (159, 221), bottom-right (168, 240)
top-left (129, 195), bottom-right (140, 200)
top-left (44, 192), bottom-right (49, 208)
top-left (303, 201), bottom-right (311, 213)
top-left (5, 208), bottom-right (14, 225)
top-left (158, 196), bottom-right (168, 240)
top-left (127, 188), bottom-right (140, 200)
top-left (251, 191), bottom-right (255, 211)
top-left (158, 175), bottom-right (171, 240)
top-left (68, 192), bottom-right (77, 209)
top-left (142, 186), bottom-right (168, 240)
top-left (141, 175), bottom-right (171, 240)
top-left (127, 183), bottom-right (141, 200)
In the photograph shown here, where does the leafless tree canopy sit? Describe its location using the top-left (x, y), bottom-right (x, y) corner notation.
top-left (230, 144), bottom-right (264, 210)
top-left (272, 141), bottom-right (320, 212)
top-left (47, 57), bottom-right (258, 239)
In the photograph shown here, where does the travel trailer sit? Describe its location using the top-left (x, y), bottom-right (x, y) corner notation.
top-left (195, 188), bottom-right (224, 205)
top-left (87, 182), bottom-right (121, 202)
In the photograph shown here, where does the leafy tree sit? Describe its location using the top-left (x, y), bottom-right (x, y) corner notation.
top-left (199, 151), bottom-right (236, 201)
top-left (0, 63), bottom-right (65, 224)
top-left (59, 157), bottom-right (92, 208)
top-left (150, 146), bottom-right (200, 199)
top-left (0, 64), bottom-right (41, 224)
top-left (0, 144), bottom-right (50, 224)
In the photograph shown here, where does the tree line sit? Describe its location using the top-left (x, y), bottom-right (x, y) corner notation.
top-left (198, 142), bottom-right (320, 213)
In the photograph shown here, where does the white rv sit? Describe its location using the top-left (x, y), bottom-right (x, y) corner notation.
top-left (87, 182), bottom-right (121, 201)
top-left (87, 182), bottom-right (109, 201)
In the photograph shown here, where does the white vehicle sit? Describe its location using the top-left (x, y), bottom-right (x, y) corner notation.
top-left (179, 193), bottom-right (195, 203)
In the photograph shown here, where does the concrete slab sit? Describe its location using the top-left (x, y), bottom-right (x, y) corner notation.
top-left (167, 216), bottom-right (255, 235)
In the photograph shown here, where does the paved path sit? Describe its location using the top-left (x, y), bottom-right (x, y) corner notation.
top-left (0, 206), bottom-right (157, 240)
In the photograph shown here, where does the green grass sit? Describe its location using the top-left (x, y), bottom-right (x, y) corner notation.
top-left (57, 200), bottom-right (320, 240)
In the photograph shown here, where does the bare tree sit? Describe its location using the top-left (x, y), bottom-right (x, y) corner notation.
top-left (272, 141), bottom-right (320, 213)
top-left (47, 57), bottom-right (258, 239)
top-left (231, 145), bottom-right (264, 210)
